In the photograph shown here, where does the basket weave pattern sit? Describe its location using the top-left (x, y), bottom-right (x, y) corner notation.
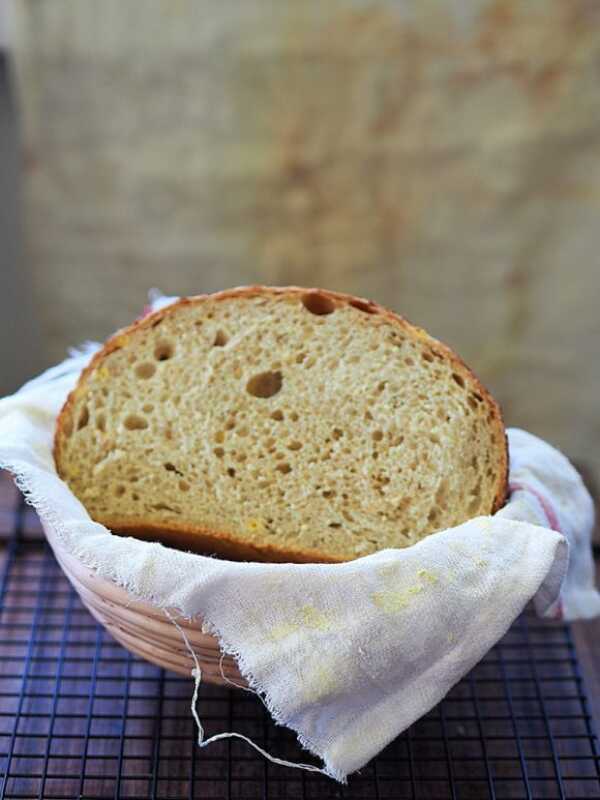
top-left (42, 520), bottom-right (246, 687)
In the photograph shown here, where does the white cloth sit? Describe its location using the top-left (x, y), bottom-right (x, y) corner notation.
top-left (0, 325), bottom-right (598, 782)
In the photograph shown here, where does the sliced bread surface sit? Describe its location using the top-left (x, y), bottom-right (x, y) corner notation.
top-left (54, 286), bottom-right (508, 562)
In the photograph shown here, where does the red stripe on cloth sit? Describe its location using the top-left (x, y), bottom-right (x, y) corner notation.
top-left (509, 481), bottom-right (561, 532)
top-left (509, 481), bottom-right (564, 620)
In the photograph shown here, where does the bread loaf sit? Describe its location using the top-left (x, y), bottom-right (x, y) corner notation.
top-left (54, 286), bottom-right (508, 562)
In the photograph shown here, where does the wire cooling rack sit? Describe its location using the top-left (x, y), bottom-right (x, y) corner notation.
top-left (0, 473), bottom-right (599, 799)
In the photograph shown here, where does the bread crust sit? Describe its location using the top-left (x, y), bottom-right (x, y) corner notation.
top-left (54, 286), bottom-right (509, 562)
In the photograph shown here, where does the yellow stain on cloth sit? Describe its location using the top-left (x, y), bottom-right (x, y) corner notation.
top-left (268, 605), bottom-right (332, 642)
top-left (372, 568), bottom-right (441, 614)
top-left (417, 569), bottom-right (439, 585)
top-left (300, 605), bottom-right (330, 631)
top-left (299, 662), bottom-right (341, 705)
top-left (270, 621), bottom-right (301, 642)
top-left (372, 584), bottom-right (423, 613)
top-left (447, 540), bottom-right (490, 569)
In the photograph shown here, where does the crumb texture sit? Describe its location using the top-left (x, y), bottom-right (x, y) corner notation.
top-left (55, 288), bottom-right (506, 562)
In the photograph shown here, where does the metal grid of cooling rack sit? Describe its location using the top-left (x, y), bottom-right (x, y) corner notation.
top-left (0, 472), bottom-right (599, 799)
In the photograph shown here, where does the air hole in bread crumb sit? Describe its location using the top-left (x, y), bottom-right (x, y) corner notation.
top-left (77, 406), bottom-right (89, 430)
top-left (329, 522), bottom-right (342, 528)
top-left (332, 428), bottom-right (343, 440)
top-left (372, 430), bottom-right (384, 442)
top-left (349, 298), bottom-right (376, 314)
top-left (276, 463), bottom-right (292, 474)
top-left (452, 373), bottom-right (465, 388)
top-left (213, 329), bottom-right (228, 347)
top-left (214, 447), bottom-right (224, 458)
top-left (435, 480), bottom-right (448, 509)
top-left (154, 341), bottom-right (174, 361)
top-left (246, 371), bottom-right (282, 398)
top-left (132, 493), bottom-right (139, 501)
top-left (429, 433), bottom-right (440, 445)
top-left (404, 357), bottom-right (415, 366)
top-left (227, 468), bottom-right (236, 478)
top-left (124, 414), bottom-right (148, 431)
top-left (164, 462), bottom-right (184, 476)
top-left (422, 351), bottom-right (434, 363)
top-left (225, 419), bottom-right (236, 431)
top-left (142, 404), bottom-right (154, 414)
top-left (287, 441), bottom-right (302, 451)
top-left (322, 490), bottom-right (335, 498)
top-left (214, 431), bottom-right (224, 444)
top-left (397, 497), bottom-right (411, 512)
top-left (96, 413), bottom-right (106, 433)
top-left (290, 411), bottom-right (299, 422)
top-left (468, 396), bottom-right (478, 411)
top-left (301, 292), bottom-right (335, 315)
top-left (271, 410), bottom-right (284, 421)
top-left (115, 485), bottom-right (125, 497)
top-left (152, 502), bottom-right (180, 513)
top-left (364, 409), bottom-right (373, 421)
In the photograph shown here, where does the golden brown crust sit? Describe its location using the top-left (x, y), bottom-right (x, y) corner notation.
top-left (54, 285), bottom-right (509, 562)
top-left (103, 518), bottom-right (342, 564)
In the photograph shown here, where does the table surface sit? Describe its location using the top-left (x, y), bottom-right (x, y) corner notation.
top-left (571, 563), bottom-right (600, 732)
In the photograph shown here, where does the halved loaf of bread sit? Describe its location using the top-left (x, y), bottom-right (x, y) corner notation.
top-left (54, 286), bottom-right (508, 562)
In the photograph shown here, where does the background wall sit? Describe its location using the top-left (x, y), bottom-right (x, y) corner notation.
top-left (7, 0), bottom-right (600, 491)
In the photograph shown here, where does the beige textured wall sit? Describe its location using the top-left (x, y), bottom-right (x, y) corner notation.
top-left (10, 0), bottom-right (600, 489)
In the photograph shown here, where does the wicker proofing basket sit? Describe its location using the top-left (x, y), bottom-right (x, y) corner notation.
top-left (41, 520), bottom-right (247, 687)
